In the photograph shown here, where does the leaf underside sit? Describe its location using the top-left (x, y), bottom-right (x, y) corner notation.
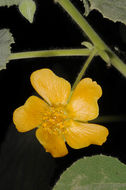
top-left (83, 0), bottom-right (126, 25)
top-left (0, 0), bottom-right (36, 23)
top-left (0, 29), bottom-right (14, 70)
top-left (54, 155), bottom-right (126, 190)
top-left (0, 0), bottom-right (21, 7)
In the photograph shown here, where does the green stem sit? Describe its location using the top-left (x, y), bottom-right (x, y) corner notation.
top-left (9, 48), bottom-right (91, 60)
top-left (72, 49), bottom-right (96, 92)
top-left (67, 49), bottom-right (96, 102)
top-left (56, 0), bottom-right (126, 77)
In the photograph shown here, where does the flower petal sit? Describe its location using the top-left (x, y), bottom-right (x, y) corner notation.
top-left (13, 96), bottom-right (49, 132)
top-left (36, 127), bottom-right (68, 158)
top-left (30, 69), bottom-right (71, 105)
top-left (64, 120), bottom-right (109, 149)
top-left (66, 78), bottom-right (102, 121)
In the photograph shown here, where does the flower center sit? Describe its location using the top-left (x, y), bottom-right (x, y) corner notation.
top-left (41, 106), bottom-right (67, 135)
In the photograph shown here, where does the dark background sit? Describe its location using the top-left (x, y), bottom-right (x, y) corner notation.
top-left (0, 0), bottom-right (126, 189)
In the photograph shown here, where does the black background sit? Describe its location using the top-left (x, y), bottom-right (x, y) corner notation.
top-left (0, 0), bottom-right (126, 189)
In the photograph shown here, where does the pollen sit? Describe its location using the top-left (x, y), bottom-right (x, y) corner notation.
top-left (41, 106), bottom-right (67, 135)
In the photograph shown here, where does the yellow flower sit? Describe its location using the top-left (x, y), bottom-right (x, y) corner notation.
top-left (13, 69), bottom-right (109, 158)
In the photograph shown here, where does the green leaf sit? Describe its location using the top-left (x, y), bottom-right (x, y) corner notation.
top-left (0, 0), bottom-right (36, 23)
top-left (53, 155), bottom-right (126, 190)
top-left (84, 0), bottom-right (126, 25)
top-left (0, 29), bottom-right (14, 70)
top-left (19, 0), bottom-right (36, 23)
top-left (0, 0), bottom-right (21, 7)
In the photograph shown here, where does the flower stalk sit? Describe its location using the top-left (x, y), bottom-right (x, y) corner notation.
top-left (71, 48), bottom-right (96, 92)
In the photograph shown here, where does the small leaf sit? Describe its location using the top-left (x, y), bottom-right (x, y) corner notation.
top-left (19, 0), bottom-right (36, 23)
top-left (88, 0), bottom-right (126, 25)
top-left (81, 41), bottom-right (93, 49)
top-left (82, 0), bottom-right (90, 16)
top-left (0, 29), bottom-right (14, 70)
top-left (54, 155), bottom-right (126, 190)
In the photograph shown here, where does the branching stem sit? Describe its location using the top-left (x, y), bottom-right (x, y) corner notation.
top-left (10, 48), bottom-right (91, 60)
top-left (56, 0), bottom-right (126, 77)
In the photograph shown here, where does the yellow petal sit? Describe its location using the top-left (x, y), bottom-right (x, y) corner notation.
top-left (30, 69), bottom-right (71, 105)
top-left (65, 120), bottom-right (109, 149)
top-left (36, 127), bottom-right (68, 158)
top-left (66, 78), bottom-right (102, 121)
top-left (13, 96), bottom-right (49, 132)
